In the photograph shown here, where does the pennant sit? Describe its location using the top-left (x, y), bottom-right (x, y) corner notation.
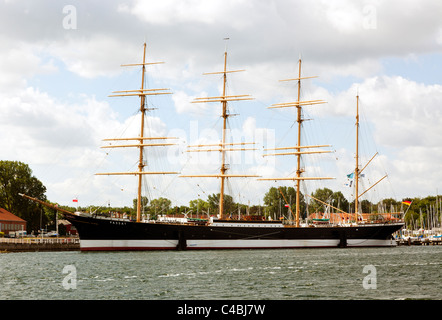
top-left (344, 180), bottom-right (353, 187)
top-left (73, 198), bottom-right (78, 203)
top-left (347, 172), bottom-right (364, 178)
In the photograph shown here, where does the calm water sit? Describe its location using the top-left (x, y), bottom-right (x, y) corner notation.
top-left (0, 246), bottom-right (440, 300)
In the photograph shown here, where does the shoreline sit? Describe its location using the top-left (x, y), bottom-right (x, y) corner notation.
top-left (0, 238), bottom-right (80, 252)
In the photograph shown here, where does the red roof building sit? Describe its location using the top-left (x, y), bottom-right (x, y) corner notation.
top-left (0, 208), bottom-right (27, 236)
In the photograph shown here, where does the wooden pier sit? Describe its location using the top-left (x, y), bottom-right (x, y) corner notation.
top-left (0, 237), bottom-right (80, 252)
top-left (397, 237), bottom-right (442, 246)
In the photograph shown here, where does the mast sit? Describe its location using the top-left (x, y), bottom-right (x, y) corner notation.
top-left (352, 94), bottom-right (387, 224)
top-left (295, 59), bottom-right (303, 228)
top-left (138, 43), bottom-right (147, 223)
top-left (355, 94), bottom-right (360, 224)
top-left (219, 50), bottom-right (228, 218)
top-left (96, 43), bottom-right (178, 223)
top-left (180, 44), bottom-right (258, 219)
top-left (259, 58), bottom-right (333, 227)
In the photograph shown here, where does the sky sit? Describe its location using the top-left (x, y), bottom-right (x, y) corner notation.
top-left (1, 0), bottom-right (442, 210)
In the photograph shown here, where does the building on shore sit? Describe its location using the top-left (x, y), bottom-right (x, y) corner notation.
top-left (58, 219), bottom-right (78, 236)
top-left (0, 208), bottom-right (27, 236)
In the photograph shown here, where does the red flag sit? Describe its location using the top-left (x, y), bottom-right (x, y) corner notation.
top-left (73, 198), bottom-right (78, 203)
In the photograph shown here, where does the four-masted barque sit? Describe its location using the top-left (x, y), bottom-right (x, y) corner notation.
top-left (20, 43), bottom-right (404, 251)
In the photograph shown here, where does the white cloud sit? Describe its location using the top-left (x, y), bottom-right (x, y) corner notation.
top-left (304, 75), bottom-right (442, 201)
top-left (1, 0), bottom-right (442, 207)
top-left (323, 0), bottom-right (366, 34)
top-left (46, 35), bottom-right (139, 79)
top-left (119, 0), bottom-right (262, 30)
top-left (0, 40), bottom-right (57, 90)
top-left (172, 90), bottom-right (209, 115)
top-left (437, 27), bottom-right (442, 45)
top-left (324, 76), bottom-right (442, 149)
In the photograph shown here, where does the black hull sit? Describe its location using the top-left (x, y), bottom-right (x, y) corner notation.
top-left (64, 213), bottom-right (404, 251)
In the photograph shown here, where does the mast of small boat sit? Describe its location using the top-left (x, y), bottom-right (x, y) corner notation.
top-left (96, 43), bottom-right (178, 223)
top-left (259, 58), bottom-right (333, 227)
top-left (181, 42), bottom-right (258, 219)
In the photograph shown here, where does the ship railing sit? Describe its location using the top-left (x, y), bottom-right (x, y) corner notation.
top-left (76, 212), bottom-right (132, 222)
top-left (90, 214), bottom-right (131, 222)
top-left (0, 237), bottom-right (80, 244)
top-left (307, 212), bottom-right (403, 225)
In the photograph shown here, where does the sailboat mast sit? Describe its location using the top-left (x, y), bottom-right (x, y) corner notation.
top-left (295, 59), bottom-right (303, 227)
top-left (259, 58), bottom-right (332, 226)
top-left (182, 44), bottom-right (257, 219)
top-left (96, 43), bottom-right (177, 223)
top-left (137, 43), bottom-right (147, 223)
top-left (354, 94), bottom-right (360, 224)
top-left (219, 51), bottom-right (228, 219)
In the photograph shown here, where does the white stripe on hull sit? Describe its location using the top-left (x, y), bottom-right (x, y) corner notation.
top-left (347, 239), bottom-right (396, 247)
top-left (80, 238), bottom-right (396, 250)
top-left (187, 239), bottom-right (396, 248)
top-left (80, 239), bottom-right (178, 250)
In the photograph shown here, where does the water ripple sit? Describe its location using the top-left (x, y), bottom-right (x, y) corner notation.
top-left (0, 246), bottom-right (440, 300)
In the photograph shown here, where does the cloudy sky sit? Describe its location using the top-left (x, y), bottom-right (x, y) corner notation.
top-left (1, 0), bottom-right (442, 210)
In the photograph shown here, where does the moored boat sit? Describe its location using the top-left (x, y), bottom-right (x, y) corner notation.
top-left (20, 42), bottom-right (404, 251)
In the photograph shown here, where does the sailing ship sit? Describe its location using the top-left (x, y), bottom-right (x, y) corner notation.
top-left (20, 43), bottom-right (404, 251)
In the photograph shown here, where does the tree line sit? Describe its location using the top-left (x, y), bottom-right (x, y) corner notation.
top-left (1, 161), bottom-right (440, 233)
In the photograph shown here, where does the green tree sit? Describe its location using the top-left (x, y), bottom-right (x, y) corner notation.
top-left (133, 196), bottom-right (149, 213)
top-left (360, 199), bottom-right (372, 213)
top-left (333, 191), bottom-right (350, 212)
top-left (189, 198), bottom-right (209, 215)
top-left (263, 186), bottom-right (304, 220)
top-left (309, 188), bottom-right (350, 214)
top-left (377, 198), bottom-right (399, 211)
top-left (149, 197), bottom-right (172, 216)
top-left (0, 160), bottom-right (48, 233)
top-left (309, 188), bottom-right (334, 213)
top-left (248, 205), bottom-right (265, 216)
top-left (207, 193), bottom-right (235, 216)
top-left (402, 196), bottom-right (442, 229)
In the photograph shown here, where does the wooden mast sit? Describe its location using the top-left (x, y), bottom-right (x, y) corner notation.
top-left (295, 59), bottom-right (303, 228)
top-left (219, 50), bottom-right (228, 219)
top-left (180, 44), bottom-right (258, 219)
top-left (354, 94), bottom-right (387, 224)
top-left (96, 43), bottom-right (178, 223)
top-left (259, 58), bottom-right (333, 227)
top-left (352, 95), bottom-right (388, 224)
top-left (137, 42), bottom-right (147, 223)
top-left (355, 94), bottom-right (360, 224)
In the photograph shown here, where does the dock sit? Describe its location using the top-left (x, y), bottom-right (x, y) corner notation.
top-left (396, 237), bottom-right (442, 246)
top-left (0, 237), bottom-right (80, 252)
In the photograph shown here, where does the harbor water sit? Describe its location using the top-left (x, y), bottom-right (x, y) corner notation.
top-left (0, 246), bottom-right (440, 300)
